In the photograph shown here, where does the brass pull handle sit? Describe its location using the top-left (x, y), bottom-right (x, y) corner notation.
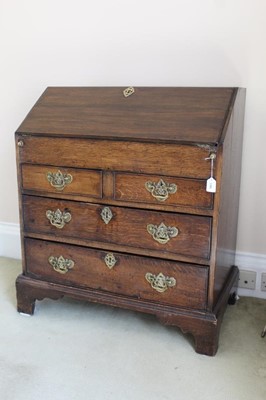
top-left (46, 170), bottom-right (73, 191)
top-left (104, 253), bottom-right (117, 269)
top-left (46, 209), bottom-right (72, 229)
top-left (100, 206), bottom-right (113, 224)
top-left (147, 222), bottom-right (178, 244)
top-left (145, 272), bottom-right (176, 293)
top-left (145, 179), bottom-right (177, 202)
top-left (48, 255), bottom-right (74, 274)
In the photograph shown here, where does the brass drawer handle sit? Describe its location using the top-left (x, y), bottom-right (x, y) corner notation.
top-left (147, 222), bottom-right (178, 244)
top-left (101, 206), bottom-right (113, 224)
top-left (104, 253), bottom-right (117, 269)
top-left (46, 209), bottom-right (72, 229)
top-left (48, 255), bottom-right (74, 274)
top-left (145, 179), bottom-right (177, 202)
top-left (145, 272), bottom-right (176, 293)
top-left (46, 170), bottom-right (73, 191)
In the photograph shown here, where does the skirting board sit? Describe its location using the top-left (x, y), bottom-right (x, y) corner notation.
top-left (0, 222), bottom-right (265, 299)
top-left (0, 222), bottom-right (21, 260)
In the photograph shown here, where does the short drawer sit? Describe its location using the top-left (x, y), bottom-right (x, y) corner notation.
top-left (24, 238), bottom-right (208, 310)
top-left (23, 196), bottom-right (211, 261)
top-left (21, 164), bottom-right (102, 198)
top-left (17, 136), bottom-right (213, 179)
top-left (115, 172), bottom-right (213, 209)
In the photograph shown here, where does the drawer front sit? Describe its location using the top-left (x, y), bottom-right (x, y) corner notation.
top-left (21, 164), bottom-right (102, 198)
top-left (17, 136), bottom-right (212, 179)
top-left (115, 173), bottom-right (213, 209)
top-left (25, 238), bottom-right (208, 310)
top-left (23, 196), bottom-right (211, 260)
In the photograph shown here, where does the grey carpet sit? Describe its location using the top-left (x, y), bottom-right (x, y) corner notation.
top-left (0, 257), bottom-right (265, 400)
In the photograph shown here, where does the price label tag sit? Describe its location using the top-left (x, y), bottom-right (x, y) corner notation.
top-left (206, 177), bottom-right (216, 193)
top-left (205, 153), bottom-right (216, 193)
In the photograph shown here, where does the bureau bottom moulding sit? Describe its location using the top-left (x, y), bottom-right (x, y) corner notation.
top-left (15, 265), bottom-right (239, 356)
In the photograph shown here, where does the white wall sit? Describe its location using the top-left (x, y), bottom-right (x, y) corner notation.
top-left (1, 0), bottom-right (266, 257)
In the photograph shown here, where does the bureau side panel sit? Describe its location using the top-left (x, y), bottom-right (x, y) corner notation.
top-left (212, 88), bottom-right (246, 306)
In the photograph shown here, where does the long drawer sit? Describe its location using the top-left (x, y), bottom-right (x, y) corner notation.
top-left (23, 195), bottom-right (211, 260)
top-left (17, 136), bottom-right (212, 179)
top-left (24, 238), bottom-right (208, 310)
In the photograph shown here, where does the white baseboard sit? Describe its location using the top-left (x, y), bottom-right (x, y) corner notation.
top-left (0, 222), bottom-right (21, 260)
top-left (0, 221), bottom-right (266, 298)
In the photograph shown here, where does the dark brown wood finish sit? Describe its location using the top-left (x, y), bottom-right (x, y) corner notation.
top-left (17, 136), bottom-right (213, 179)
top-left (212, 88), bottom-right (246, 305)
top-left (17, 87), bottom-right (235, 144)
top-left (24, 238), bottom-right (208, 310)
top-left (22, 195), bottom-right (211, 261)
top-left (21, 164), bottom-right (103, 198)
top-left (15, 87), bottom-right (245, 356)
top-left (16, 265), bottom-right (239, 356)
top-left (114, 172), bottom-right (213, 209)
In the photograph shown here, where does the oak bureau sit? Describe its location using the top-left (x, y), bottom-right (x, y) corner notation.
top-left (15, 87), bottom-right (245, 355)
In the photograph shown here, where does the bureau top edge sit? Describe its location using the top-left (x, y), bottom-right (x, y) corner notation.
top-left (15, 87), bottom-right (243, 145)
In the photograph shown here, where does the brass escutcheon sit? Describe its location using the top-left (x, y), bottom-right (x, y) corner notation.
top-left (145, 179), bottom-right (177, 202)
top-left (46, 209), bottom-right (72, 229)
top-left (147, 222), bottom-right (178, 244)
top-left (48, 255), bottom-right (74, 274)
top-left (104, 253), bottom-right (117, 269)
top-left (123, 87), bottom-right (135, 97)
top-left (100, 206), bottom-right (113, 224)
top-left (46, 170), bottom-right (73, 191)
top-left (145, 272), bottom-right (176, 293)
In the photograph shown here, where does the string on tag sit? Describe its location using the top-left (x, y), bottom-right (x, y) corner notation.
top-left (205, 153), bottom-right (216, 193)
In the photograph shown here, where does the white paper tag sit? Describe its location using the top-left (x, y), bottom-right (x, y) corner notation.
top-left (206, 177), bottom-right (216, 193)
